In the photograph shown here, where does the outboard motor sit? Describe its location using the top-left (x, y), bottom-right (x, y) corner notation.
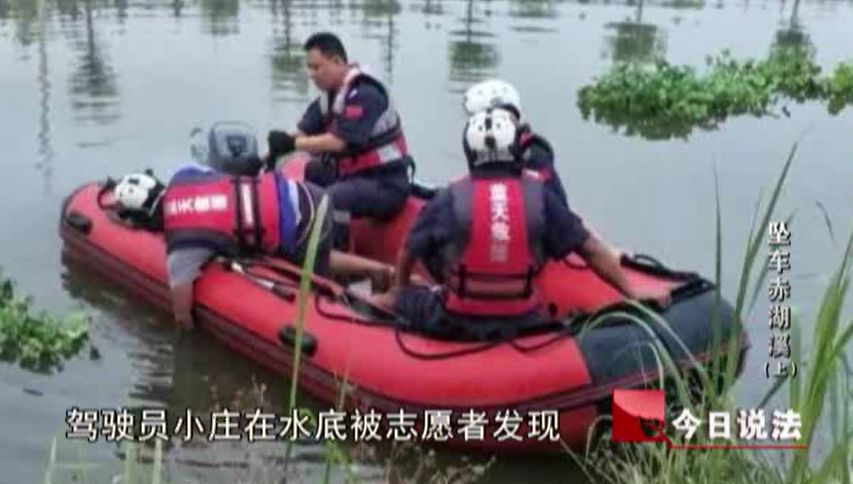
top-left (191, 121), bottom-right (262, 176)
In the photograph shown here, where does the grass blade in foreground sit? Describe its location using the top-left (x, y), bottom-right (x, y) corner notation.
top-left (284, 194), bottom-right (330, 471)
top-left (568, 147), bottom-right (853, 484)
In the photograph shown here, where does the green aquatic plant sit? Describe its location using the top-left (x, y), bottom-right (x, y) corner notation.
top-left (44, 438), bottom-right (167, 484)
top-left (577, 50), bottom-right (853, 140)
top-left (567, 145), bottom-right (853, 484)
top-left (284, 193), bottom-right (331, 471)
top-left (826, 62), bottom-right (853, 115)
top-left (0, 272), bottom-right (90, 373)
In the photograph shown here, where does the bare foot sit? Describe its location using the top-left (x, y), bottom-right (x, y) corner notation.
top-left (365, 291), bottom-right (396, 311)
top-left (369, 266), bottom-right (394, 293)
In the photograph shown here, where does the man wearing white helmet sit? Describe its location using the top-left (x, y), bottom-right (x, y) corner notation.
top-left (370, 108), bottom-right (670, 341)
top-left (108, 124), bottom-right (395, 329)
top-left (463, 79), bottom-right (569, 206)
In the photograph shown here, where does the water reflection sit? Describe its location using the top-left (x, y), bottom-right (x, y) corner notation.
top-left (200, 0), bottom-right (239, 36)
top-left (509, 0), bottom-right (558, 19)
top-left (768, 0), bottom-right (820, 110)
top-left (449, 0), bottom-right (499, 85)
top-left (61, 255), bottom-right (176, 407)
top-left (36, 0), bottom-right (54, 193)
top-left (771, 23), bottom-right (814, 62)
top-left (0, 0), bottom-right (11, 20)
top-left (508, 0), bottom-right (559, 34)
top-left (603, 0), bottom-right (667, 64)
top-left (59, 254), bottom-right (335, 483)
top-left (770, 0), bottom-right (813, 59)
top-left (68, 0), bottom-right (121, 125)
top-left (413, 0), bottom-right (443, 28)
top-left (269, 0), bottom-right (310, 103)
top-left (661, 0), bottom-right (703, 8)
top-left (11, 0), bottom-right (38, 47)
top-left (359, 0), bottom-right (400, 82)
top-left (54, 0), bottom-right (81, 22)
top-left (114, 0), bottom-right (126, 24)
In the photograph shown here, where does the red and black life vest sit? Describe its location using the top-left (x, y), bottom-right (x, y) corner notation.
top-left (319, 65), bottom-right (409, 177)
top-left (442, 174), bottom-right (547, 317)
top-left (518, 126), bottom-right (556, 183)
top-left (162, 169), bottom-right (303, 256)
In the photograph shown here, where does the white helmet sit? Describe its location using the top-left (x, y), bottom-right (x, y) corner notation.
top-left (113, 172), bottom-right (164, 214)
top-left (463, 79), bottom-right (523, 122)
top-left (462, 108), bottom-right (521, 169)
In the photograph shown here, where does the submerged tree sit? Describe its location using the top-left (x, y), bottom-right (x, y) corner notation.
top-left (449, 0), bottom-right (499, 84)
top-left (53, 0), bottom-right (81, 23)
top-left (10, 0), bottom-right (38, 47)
top-left (269, 0), bottom-right (310, 103)
top-left (578, 0), bottom-right (853, 139)
top-left (359, 0), bottom-right (401, 83)
top-left (37, 0), bottom-right (54, 192)
top-left (508, 0), bottom-right (557, 21)
top-left (420, 0), bottom-right (443, 19)
top-left (603, 0), bottom-right (666, 65)
top-left (507, 0), bottom-right (559, 34)
top-left (0, 0), bottom-right (11, 21)
top-left (68, 0), bottom-right (120, 125)
top-left (200, 0), bottom-right (239, 36)
top-left (767, 0), bottom-right (822, 102)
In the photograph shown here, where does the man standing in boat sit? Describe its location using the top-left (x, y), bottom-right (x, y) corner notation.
top-left (109, 123), bottom-right (394, 329)
top-left (371, 108), bottom-right (672, 341)
top-left (265, 32), bottom-right (414, 249)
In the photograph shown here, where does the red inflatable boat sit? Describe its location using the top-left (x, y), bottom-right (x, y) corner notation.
top-left (59, 156), bottom-right (746, 454)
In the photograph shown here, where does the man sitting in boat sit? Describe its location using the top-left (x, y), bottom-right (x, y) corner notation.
top-left (265, 32), bottom-right (413, 250)
top-left (463, 79), bottom-right (569, 207)
top-left (109, 122), bottom-right (394, 329)
top-left (464, 79), bottom-right (622, 259)
top-left (371, 108), bottom-right (671, 341)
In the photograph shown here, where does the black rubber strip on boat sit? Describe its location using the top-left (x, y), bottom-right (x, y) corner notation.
top-left (278, 325), bottom-right (318, 357)
top-left (65, 211), bottom-right (93, 235)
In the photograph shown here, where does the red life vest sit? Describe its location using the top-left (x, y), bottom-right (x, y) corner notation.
top-left (319, 65), bottom-right (409, 177)
top-left (519, 128), bottom-right (555, 182)
top-left (443, 174), bottom-right (546, 317)
top-left (162, 172), bottom-right (283, 255)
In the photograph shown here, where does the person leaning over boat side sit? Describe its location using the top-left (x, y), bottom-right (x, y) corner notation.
top-left (463, 79), bottom-right (569, 207)
top-left (110, 123), bottom-right (393, 330)
top-left (265, 31), bottom-right (413, 249)
top-left (369, 108), bottom-right (671, 341)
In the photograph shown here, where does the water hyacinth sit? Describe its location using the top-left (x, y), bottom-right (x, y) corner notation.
top-left (0, 272), bottom-right (90, 373)
top-left (826, 62), bottom-right (853, 115)
top-left (577, 50), bottom-right (853, 140)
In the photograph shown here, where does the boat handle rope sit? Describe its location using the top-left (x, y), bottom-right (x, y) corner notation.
top-left (563, 252), bottom-right (701, 282)
top-left (220, 258), bottom-right (297, 302)
top-left (232, 256), bottom-right (571, 359)
top-left (227, 256), bottom-right (687, 361)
